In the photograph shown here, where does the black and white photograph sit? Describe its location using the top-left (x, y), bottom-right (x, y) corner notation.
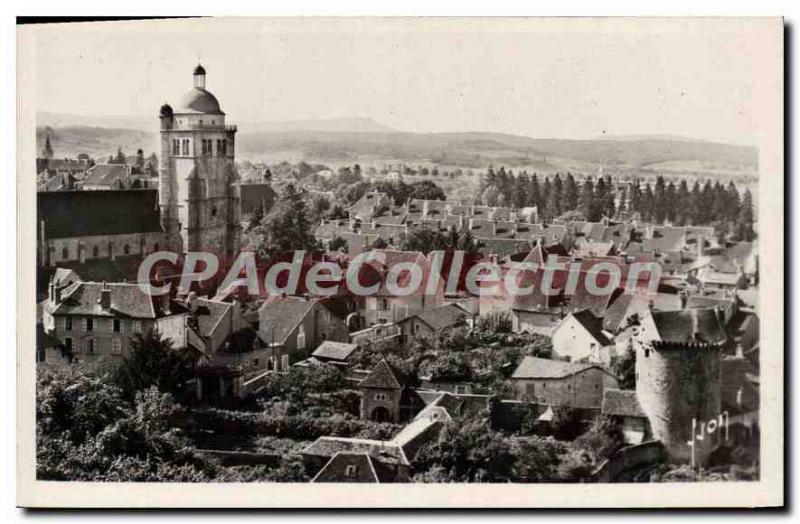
top-left (14, 16), bottom-right (784, 508)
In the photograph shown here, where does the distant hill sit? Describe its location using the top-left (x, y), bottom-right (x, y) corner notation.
top-left (35, 118), bottom-right (758, 179)
top-left (37, 111), bottom-right (395, 134)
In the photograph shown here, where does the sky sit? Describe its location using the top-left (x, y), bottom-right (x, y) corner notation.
top-left (29, 17), bottom-right (772, 145)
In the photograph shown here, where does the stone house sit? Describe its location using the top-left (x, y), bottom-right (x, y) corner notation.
top-left (601, 388), bottom-right (651, 444)
top-left (551, 309), bottom-right (614, 364)
top-left (354, 250), bottom-right (445, 328)
top-left (41, 279), bottom-right (187, 364)
top-left (257, 295), bottom-right (349, 371)
top-left (510, 356), bottom-right (619, 409)
top-left (396, 303), bottom-right (469, 347)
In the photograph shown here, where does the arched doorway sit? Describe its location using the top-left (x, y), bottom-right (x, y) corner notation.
top-left (371, 406), bottom-right (391, 422)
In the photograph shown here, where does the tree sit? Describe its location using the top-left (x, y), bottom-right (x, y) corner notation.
top-left (549, 406), bottom-right (586, 441)
top-left (426, 352), bottom-right (473, 382)
top-left (512, 436), bottom-right (567, 482)
top-left (248, 183), bottom-right (320, 258)
top-left (135, 148), bottom-right (145, 169)
top-left (37, 369), bottom-right (215, 482)
top-left (562, 173), bottom-right (579, 213)
top-left (111, 146), bottom-right (126, 165)
top-left (328, 235), bottom-right (348, 253)
top-left (736, 188), bottom-right (755, 241)
top-left (610, 348), bottom-right (636, 390)
top-left (572, 415), bottom-right (625, 462)
top-left (415, 418), bottom-right (516, 482)
top-left (408, 180), bottom-right (446, 201)
top-left (579, 177), bottom-right (597, 221)
top-left (475, 311), bottom-right (514, 333)
top-left (114, 330), bottom-right (197, 401)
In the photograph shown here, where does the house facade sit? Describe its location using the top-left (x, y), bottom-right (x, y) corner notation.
top-left (257, 295), bottom-right (349, 371)
top-left (510, 356), bottom-right (619, 409)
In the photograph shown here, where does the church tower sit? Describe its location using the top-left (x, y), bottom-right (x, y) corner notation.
top-left (158, 64), bottom-right (241, 255)
top-left (41, 133), bottom-right (54, 160)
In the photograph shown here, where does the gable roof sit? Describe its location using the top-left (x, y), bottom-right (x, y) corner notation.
top-left (47, 281), bottom-right (183, 319)
top-left (192, 298), bottom-right (232, 338)
top-left (601, 388), bottom-right (647, 418)
top-left (403, 304), bottom-right (467, 331)
top-left (311, 452), bottom-right (396, 483)
top-left (562, 309), bottom-right (612, 346)
top-left (257, 295), bottom-right (315, 345)
top-left (301, 436), bottom-right (409, 466)
top-left (511, 356), bottom-right (607, 380)
top-left (312, 340), bottom-right (359, 362)
top-left (359, 359), bottom-right (408, 390)
top-left (82, 164), bottom-right (132, 188)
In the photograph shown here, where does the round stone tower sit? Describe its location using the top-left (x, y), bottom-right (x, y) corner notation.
top-left (634, 309), bottom-right (725, 465)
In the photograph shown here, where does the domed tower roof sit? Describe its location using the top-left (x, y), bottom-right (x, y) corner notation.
top-left (177, 89), bottom-right (222, 114)
top-left (159, 103), bottom-right (173, 117)
top-left (176, 63), bottom-right (223, 114)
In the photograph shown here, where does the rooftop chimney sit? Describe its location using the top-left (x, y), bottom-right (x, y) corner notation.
top-left (186, 291), bottom-right (198, 313)
top-left (99, 281), bottom-right (111, 310)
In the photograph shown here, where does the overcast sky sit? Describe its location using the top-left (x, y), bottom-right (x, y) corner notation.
top-left (30, 18), bottom-right (770, 145)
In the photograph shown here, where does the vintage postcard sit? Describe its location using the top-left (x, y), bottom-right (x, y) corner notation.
top-left (16, 17), bottom-right (783, 508)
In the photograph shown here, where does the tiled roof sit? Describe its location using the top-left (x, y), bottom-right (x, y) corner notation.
top-left (359, 359), bottom-right (408, 390)
top-left (312, 340), bottom-right (359, 362)
top-left (257, 295), bottom-right (314, 345)
top-left (48, 281), bottom-right (179, 319)
top-left (566, 309), bottom-right (612, 346)
top-left (311, 452), bottom-right (395, 483)
top-left (477, 238), bottom-right (531, 258)
top-left (405, 304), bottom-right (467, 331)
top-left (511, 356), bottom-right (600, 380)
top-left (601, 388), bottom-right (647, 418)
top-left (301, 436), bottom-right (409, 465)
top-left (390, 417), bottom-right (441, 462)
top-left (192, 298), bottom-right (232, 338)
top-left (37, 189), bottom-right (162, 239)
top-left (82, 164), bottom-right (131, 188)
top-left (649, 309), bottom-right (727, 345)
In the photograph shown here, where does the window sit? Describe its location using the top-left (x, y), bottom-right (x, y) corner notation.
top-left (644, 348), bottom-right (650, 358)
top-left (374, 393), bottom-right (387, 401)
top-left (154, 243), bottom-right (159, 252)
top-left (86, 338), bottom-right (95, 354)
top-left (61, 247), bottom-right (69, 260)
top-left (198, 119), bottom-right (203, 128)
top-left (113, 319), bottom-right (121, 333)
top-left (92, 246), bottom-right (99, 258)
top-left (132, 320), bottom-right (142, 333)
top-left (123, 244), bottom-right (131, 255)
top-left (297, 327), bottom-right (306, 350)
top-left (111, 339), bottom-right (122, 355)
top-left (211, 207), bottom-right (217, 217)
top-left (345, 465), bottom-right (358, 478)
top-left (253, 358), bottom-right (260, 367)
top-left (281, 354), bottom-right (290, 371)
top-left (65, 317), bottom-right (72, 332)
top-left (84, 317), bottom-right (94, 332)
top-left (172, 139), bottom-right (179, 155)
top-left (64, 337), bottom-right (72, 353)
